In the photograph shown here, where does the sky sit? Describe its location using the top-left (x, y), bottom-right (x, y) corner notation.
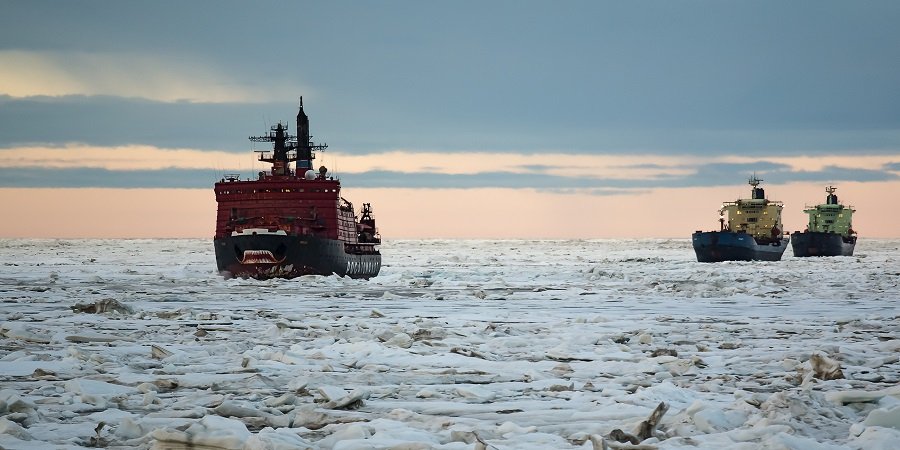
top-left (1, 0), bottom-right (899, 238)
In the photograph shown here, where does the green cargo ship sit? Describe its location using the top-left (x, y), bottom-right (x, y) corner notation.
top-left (791, 186), bottom-right (857, 257)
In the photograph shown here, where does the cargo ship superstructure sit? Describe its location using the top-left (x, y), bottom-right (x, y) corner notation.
top-left (791, 186), bottom-right (856, 257)
top-left (692, 176), bottom-right (789, 262)
top-left (213, 99), bottom-right (381, 279)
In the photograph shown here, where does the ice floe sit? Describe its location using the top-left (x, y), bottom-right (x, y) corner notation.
top-left (0, 238), bottom-right (898, 449)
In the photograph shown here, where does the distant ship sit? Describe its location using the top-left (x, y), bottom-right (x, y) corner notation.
top-left (213, 98), bottom-right (381, 279)
top-left (692, 176), bottom-right (789, 262)
top-left (791, 186), bottom-right (856, 257)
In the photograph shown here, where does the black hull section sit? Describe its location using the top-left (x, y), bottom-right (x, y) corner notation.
top-left (791, 232), bottom-right (856, 257)
top-left (692, 231), bottom-right (789, 262)
top-left (214, 234), bottom-right (381, 280)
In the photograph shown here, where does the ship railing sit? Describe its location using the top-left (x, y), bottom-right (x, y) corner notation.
top-left (345, 243), bottom-right (381, 255)
top-left (256, 169), bottom-right (297, 177)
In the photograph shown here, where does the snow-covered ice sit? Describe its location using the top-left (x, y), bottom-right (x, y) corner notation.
top-left (0, 238), bottom-right (898, 449)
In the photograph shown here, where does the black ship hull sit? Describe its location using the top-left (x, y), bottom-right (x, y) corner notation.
top-left (791, 232), bottom-right (856, 257)
top-left (692, 231), bottom-right (789, 262)
top-left (214, 234), bottom-right (381, 280)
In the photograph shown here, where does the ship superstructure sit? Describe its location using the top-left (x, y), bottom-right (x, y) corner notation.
top-left (213, 99), bottom-right (381, 279)
top-left (692, 176), bottom-right (789, 262)
top-left (719, 177), bottom-right (785, 241)
top-left (791, 186), bottom-right (857, 256)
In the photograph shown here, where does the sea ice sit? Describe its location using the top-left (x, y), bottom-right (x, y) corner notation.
top-left (0, 238), bottom-right (898, 449)
top-left (152, 415), bottom-right (252, 449)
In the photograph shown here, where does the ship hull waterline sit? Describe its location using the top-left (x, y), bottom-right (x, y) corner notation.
top-left (692, 231), bottom-right (789, 262)
top-left (791, 232), bottom-right (856, 257)
top-left (214, 234), bottom-right (381, 280)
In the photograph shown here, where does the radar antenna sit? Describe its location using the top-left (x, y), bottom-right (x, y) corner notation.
top-left (249, 122), bottom-right (298, 177)
top-left (748, 174), bottom-right (762, 188)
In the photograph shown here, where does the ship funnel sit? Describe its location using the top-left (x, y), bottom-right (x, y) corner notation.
top-left (749, 176), bottom-right (765, 200)
top-left (752, 187), bottom-right (765, 200)
top-left (826, 186), bottom-right (838, 205)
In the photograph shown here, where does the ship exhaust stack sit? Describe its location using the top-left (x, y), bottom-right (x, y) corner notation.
top-left (749, 175), bottom-right (766, 200)
top-left (826, 186), bottom-right (838, 205)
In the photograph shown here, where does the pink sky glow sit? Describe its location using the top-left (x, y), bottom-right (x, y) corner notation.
top-left (2, 181), bottom-right (897, 239)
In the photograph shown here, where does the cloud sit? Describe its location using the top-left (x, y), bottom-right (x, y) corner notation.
top-left (1, 162), bottom-right (893, 190)
top-left (766, 166), bottom-right (898, 184)
top-left (0, 50), bottom-right (309, 103)
top-left (3, 95), bottom-right (900, 155)
top-left (0, 167), bottom-right (220, 189)
top-left (542, 188), bottom-right (654, 196)
top-left (1, 143), bottom-right (897, 191)
top-left (0, 95), bottom-right (277, 150)
top-left (0, 145), bottom-right (261, 171)
top-left (3, 3), bottom-right (900, 156)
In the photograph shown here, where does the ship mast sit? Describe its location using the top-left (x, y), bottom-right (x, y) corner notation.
top-left (249, 122), bottom-right (297, 177)
top-left (825, 185), bottom-right (838, 205)
top-left (295, 96), bottom-right (328, 174)
top-left (247, 97), bottom-right (329, 178)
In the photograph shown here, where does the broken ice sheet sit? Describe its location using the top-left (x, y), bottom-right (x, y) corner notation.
top-left (0, 238), bottom-right (898, 449)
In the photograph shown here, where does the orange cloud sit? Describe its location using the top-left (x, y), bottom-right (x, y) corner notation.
top-left (3, 145), bottom-right (896, 182)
